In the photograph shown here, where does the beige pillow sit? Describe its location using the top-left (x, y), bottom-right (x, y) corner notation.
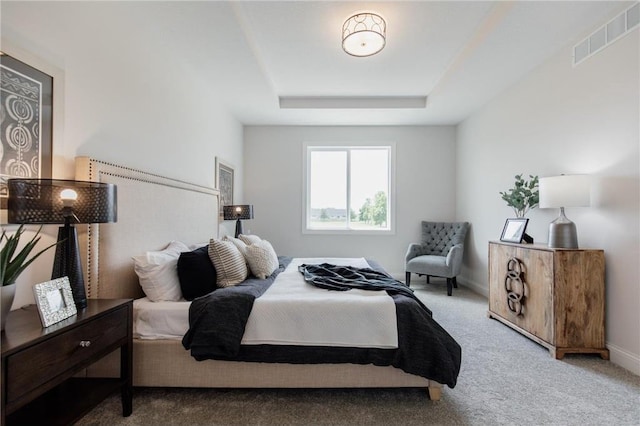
top-left (208, 238), bottom-right (248, 287)
top-left (245, 240), bottom-right (279, 279)
top-left (238, 234), bottom-right (262, 245)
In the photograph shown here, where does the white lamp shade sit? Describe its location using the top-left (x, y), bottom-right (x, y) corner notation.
top-left (342, 13), bottom-right (386, 57)
top-left (539, 175), bottom-right (591, 208)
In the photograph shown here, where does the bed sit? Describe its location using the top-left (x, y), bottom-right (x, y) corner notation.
top-left (76, 157), bottom-right (461, 401)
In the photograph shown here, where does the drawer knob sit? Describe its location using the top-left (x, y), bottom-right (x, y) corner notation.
top-left (79, 340), bottom-right (91, 348)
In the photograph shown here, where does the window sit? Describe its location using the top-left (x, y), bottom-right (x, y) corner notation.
top-left (304, 144), bottom-right (394, 233)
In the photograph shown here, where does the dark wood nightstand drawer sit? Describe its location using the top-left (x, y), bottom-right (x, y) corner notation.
top-left (5, 306), bottom-right (128, 405)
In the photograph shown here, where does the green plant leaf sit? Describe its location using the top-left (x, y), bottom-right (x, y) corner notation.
top-left (499, 174), bottom-right (539, 217)
top-left (0, 225), bottom-right (60, 286)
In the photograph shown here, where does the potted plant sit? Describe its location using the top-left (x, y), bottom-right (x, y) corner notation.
top-left (1, 225), bottom-right (59, 330)
top-left (499, 174), bottom-right (539, 217)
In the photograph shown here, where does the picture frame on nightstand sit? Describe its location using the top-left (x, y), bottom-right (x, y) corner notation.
top-left (33, 276), bottom-right (77, 327)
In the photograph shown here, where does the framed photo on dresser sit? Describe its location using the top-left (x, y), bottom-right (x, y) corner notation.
top-left (500, 218), bottom-right (529, 243)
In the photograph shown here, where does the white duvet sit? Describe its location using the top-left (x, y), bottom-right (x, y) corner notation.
top-left (243, 258), bottom-right (398, 348)
top-left (134, 257), bottom-right (398, 349)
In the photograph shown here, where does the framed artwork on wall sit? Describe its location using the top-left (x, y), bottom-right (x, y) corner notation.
top-left (215, 157), bottom-right (234, 216)
top-left (0, 52), bottom-right (53, 210)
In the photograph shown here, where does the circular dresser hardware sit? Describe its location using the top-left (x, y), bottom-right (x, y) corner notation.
top-left (504, 257), bottom-right (526, 316)
top-left (79, 340), bottom-right (91, 348)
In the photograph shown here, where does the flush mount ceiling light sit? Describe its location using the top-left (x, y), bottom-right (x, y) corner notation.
top-left (342, 12), bottom-right (386, 57)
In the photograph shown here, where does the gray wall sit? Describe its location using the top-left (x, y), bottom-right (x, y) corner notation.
top-left (243, 126), bottom-right (457, 276)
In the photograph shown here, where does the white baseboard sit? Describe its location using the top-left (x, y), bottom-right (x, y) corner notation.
top-left (393, 272), bottom-right (488, 297)
top-left (458, 277), bottom-right (488, 298)
top-left (607, 342), bottom-right (640, 376)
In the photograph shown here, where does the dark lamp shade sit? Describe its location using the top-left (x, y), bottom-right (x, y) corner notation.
top-left (223, 205), bottom-right (254, 221)
top-left (7, 179), bottom-right (117, 224)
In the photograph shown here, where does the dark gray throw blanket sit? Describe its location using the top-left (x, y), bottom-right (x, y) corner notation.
top-left (182, 257), bottom-right (462, 388)
top-left (298, 263), bottom-right (432, 317)
top-left (182, 256), bottom-right (292, 358)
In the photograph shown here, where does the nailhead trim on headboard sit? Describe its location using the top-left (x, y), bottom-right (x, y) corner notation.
top-left (75, 157), bottom-right (220, 299)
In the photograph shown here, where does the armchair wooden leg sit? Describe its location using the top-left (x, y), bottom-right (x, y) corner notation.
top-left (426, 275), bottom-right (430, 284)
top-left (452, 276), bottom-right (458, 288)
top-left (446, 278), bottom-right (453, 296)
top-left (405, 271), bottom-right (411, 287)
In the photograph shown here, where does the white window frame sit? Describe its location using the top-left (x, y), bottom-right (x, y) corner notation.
top-left (302, 142), bottom-right (396, 235)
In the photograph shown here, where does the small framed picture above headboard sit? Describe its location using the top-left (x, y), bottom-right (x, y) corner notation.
top-left (215, 157), bottom-right (234, 217)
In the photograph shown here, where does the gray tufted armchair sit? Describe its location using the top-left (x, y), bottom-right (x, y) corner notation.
top-left (405, 221), bottom-right (470, 296)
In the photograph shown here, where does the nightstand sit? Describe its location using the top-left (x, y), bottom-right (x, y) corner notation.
top-left (1, 299), bottom-right (133, 426)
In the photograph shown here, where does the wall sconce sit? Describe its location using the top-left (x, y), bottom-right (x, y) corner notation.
top-left (8, 179), bottom-right (117, 308)
top-left (539, 175), bottom-right (590, 249)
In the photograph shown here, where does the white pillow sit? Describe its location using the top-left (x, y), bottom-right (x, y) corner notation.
top-left (133, 258), bottom-right (182, 302)
top-left (188, 242), bottom-right (209, 250)
top-left (224, 236), bottom-right (249, 259)
top-left (245, 240), bottom-right (279, 279)
top-left (146, 241), bottom-right (190, 264)
top-left (208, 238), bottom-right (248, 287)
top-left (132, 241), bottom-right (189, 302)
top-left (238, 234), bottom-right (262, 245)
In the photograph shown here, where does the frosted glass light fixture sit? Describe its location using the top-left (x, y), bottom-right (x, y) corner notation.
top-left (342, 13), bottom-right (386, 57)
top-left (539, 175), bottom-right (590, 249)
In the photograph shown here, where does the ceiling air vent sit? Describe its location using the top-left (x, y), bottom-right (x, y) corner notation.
top-left (573, 3), bottom-right (639, 66)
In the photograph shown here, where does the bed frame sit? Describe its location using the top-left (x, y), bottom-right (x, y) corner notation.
top-left (76, 157), bottom-right (442, 400)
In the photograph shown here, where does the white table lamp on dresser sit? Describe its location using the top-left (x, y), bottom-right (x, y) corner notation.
top-left (539, 174), bottom-right (590, 249)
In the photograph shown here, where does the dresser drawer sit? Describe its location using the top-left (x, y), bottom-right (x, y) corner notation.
top-left (5, 306), bottom-right (128, 405)
top-left (489, 243), bottom-right (554, 343)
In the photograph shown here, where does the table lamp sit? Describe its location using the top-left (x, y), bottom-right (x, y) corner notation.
top-left (7, 179), bottom-right (117, 308)
top-left (223, 205), bottom-right (253, 238)
top-left (539, 175), bottom-right (590, 249)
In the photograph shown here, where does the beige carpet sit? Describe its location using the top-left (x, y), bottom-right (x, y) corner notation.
top-left (77, 281), bottom-right (640, 426)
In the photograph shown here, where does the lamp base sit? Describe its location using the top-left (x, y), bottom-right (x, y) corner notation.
top-left (548, 207), bottom-right (578, 249)
top-left (235, 219), bottom-right (243, 238)
top-left (52, 224), bottom-right (87, 309)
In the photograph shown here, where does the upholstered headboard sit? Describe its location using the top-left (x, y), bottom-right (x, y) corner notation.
top-left (75, 157), bottom-right (219, 300)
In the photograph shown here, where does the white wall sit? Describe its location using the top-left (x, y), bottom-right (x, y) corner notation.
top-left (243, 126), bottom-right (457, 276)
top-left (457, 30), bottom-right (639, 373)
top-left (2, 2), bottom-right (244, 308)
top-left (3, 0), bottom-right (637, 376)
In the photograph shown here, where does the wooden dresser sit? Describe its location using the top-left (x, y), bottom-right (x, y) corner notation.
top-left (1, 299), bottom-right (133, 426)
top-left (488, 241), bottom-right (608, 360)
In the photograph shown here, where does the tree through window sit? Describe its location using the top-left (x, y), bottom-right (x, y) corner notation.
top-left (305, 145), bottom-right (392, 232)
